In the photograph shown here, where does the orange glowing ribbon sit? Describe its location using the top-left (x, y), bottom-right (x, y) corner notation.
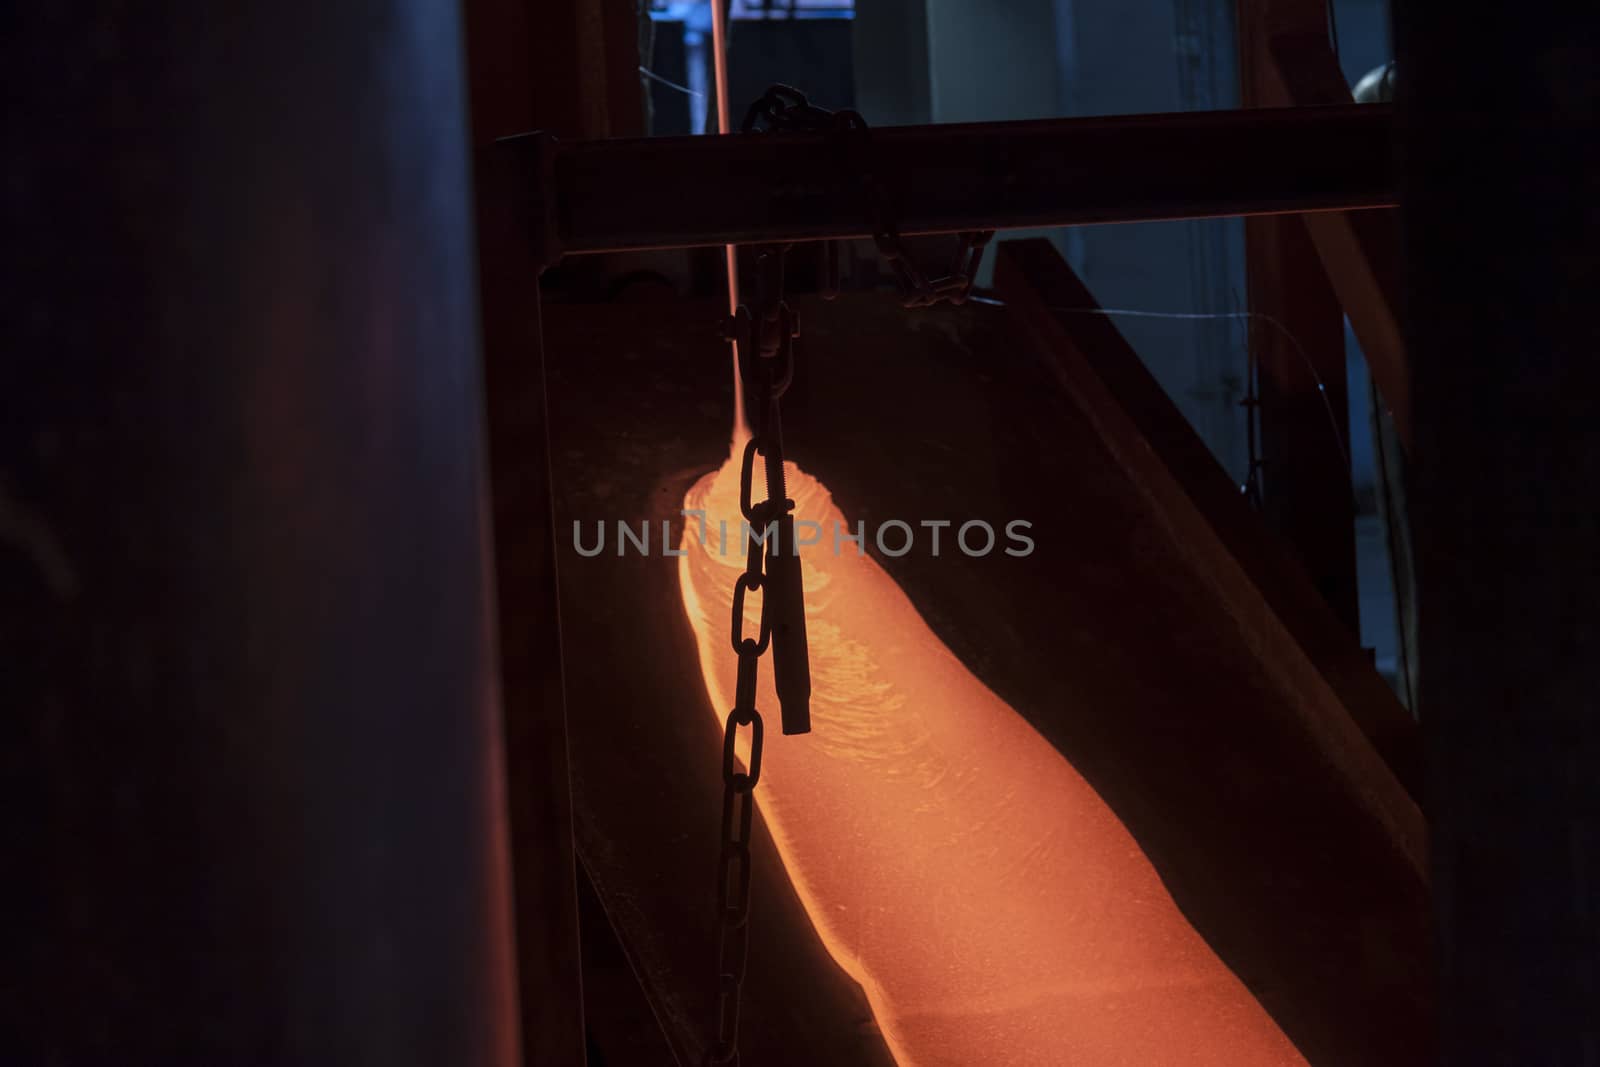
top-left (679, 448), bottom-right (1306, 1067)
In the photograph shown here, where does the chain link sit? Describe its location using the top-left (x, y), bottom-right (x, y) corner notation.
top-left (706, 82), bottom-right (980, 1064)
top-left (743, 84), bottom-right (995, 309)
top-left (704, 238), bottom-right (803, 1067)
top-left (708, 691), bottom-right (759, 1064)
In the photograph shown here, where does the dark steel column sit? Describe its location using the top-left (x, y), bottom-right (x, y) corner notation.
top-left (2, 6), bottom-right (521, 1064)
top-left (471, 140), bottom-right (588, 1067)
top-left (461, 0), bottom-right (594, 1059)
top-left (1269, 30), bottom-right (1412, 453)
top-left (1396, 1), bottom-right (1600, 1063)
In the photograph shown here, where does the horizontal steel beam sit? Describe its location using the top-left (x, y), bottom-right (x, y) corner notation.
top-left (534, 103), bottom-right (1395, 260)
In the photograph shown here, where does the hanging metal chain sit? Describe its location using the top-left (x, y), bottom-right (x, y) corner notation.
top-left (706, 83), bottom-right (985, 1063)
top-left (705, 241), bottom-right (808, 1067)
top-left (743, 84), bottom-right (995, 309)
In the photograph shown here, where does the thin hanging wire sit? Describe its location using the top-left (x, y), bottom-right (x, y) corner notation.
top-left (639, 65), bottom-right (703, 99)
top-left (1234, 287), bottom-right (1265, 507)
top-left (1054, 307), bottom-right (1350, 475)
top-left (966, 295), bottom-right (1353, 499)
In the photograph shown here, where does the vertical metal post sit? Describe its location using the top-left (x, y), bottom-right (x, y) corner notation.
top-left (712, 0), bottom-right (742, 320)
top-left (1236, 0), bottom-right (1360, 636)
top-left (471, 136), bottom-right (589, 1067)
top-left (2, 4), bottom-right (522, 1062)
top-left (459, 1), bottom-right (598, 1062)
top-left (1396, 2), bottom-right (1600, 1062)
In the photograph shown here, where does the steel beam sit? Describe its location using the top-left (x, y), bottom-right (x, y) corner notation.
top-left (1264, 30), bottom-right (1420, 716)
top-left (474, 140), bottom-right (589, 1067)
top-left (1269, 31), bottom-right (1412, 451)
top-left (462, 1), bottom-right (593, 1061)
top-left (536, 104), bottom-right (1396, 260)
top-left (1237, 0), bottom-right (1360, 639)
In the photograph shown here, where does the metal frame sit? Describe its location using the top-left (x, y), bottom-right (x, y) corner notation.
top-left (502, 95), bottom-right (1412, 1066)
top-left (527, 103), bottom-right (1396, 263)
top-left (475, 137), bottom-right (589, 1067)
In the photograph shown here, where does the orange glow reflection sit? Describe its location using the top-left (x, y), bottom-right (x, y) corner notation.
top-left (679, 442), bottom-right (1307, 1067)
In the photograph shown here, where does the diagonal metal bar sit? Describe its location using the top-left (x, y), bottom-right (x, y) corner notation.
top-left (995, 235), bottom-right (1432, 1066)
top-left (995, 237), bottom-right (1424, 820)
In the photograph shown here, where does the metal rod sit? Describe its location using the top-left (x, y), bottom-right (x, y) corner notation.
top-left (710, 0), bottom-right (739, 314)
top-left (710, 0), bottom-right (747, 439)
top-left (535, 103), bottom-right (1396, 261)
top-left (710, 1), bottom-right (739, 308)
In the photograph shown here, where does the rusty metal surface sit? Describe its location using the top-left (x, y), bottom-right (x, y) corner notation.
top-left (544, 293), bottom-right (1431, 1065)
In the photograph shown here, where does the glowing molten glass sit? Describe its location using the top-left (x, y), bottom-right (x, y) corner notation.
top-left (679, 440), bottom-right (1307, 1067)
